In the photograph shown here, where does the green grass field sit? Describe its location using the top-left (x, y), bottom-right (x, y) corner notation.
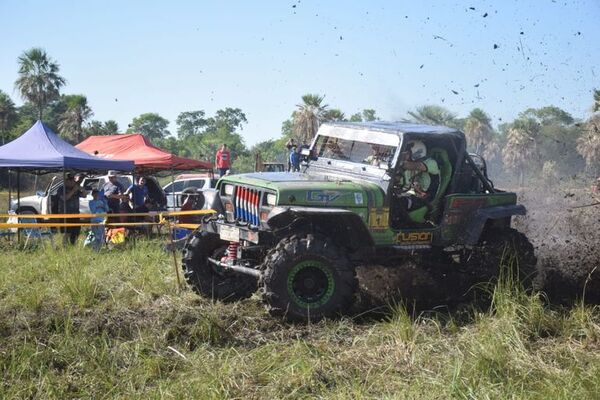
top-left (0, 238), bottom-right (599, 399)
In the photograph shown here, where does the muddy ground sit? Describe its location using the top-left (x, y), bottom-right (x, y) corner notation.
top-left (354, 181), bottom-right (600, 312)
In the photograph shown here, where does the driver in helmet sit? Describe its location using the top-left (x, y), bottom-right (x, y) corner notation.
top-left (397, 140), bottom-right (440, 214)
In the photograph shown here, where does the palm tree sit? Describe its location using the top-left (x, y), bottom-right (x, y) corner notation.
top-left (464, 108), bottom-right (493, 154)
top-left (322, 108), bottom-right (345, 122)
top-left (502, 118), bottom-right (540, 186)
top-left (103, 120), bottom-right (119, 134)
top-left (292, 94), bottom-right (328, 143)
top-left (0, 90), bottom-right (17, 144)
top-left (59, 95), bottom-right (93, 143)
top-left (576, 114), bottom-right (600, 175)
top-left (575, 91), bottom-right (600, 175)
top-left (15, 47), bottom-right (66, 120)
top-left (407, 105), bottom-right (457, 127)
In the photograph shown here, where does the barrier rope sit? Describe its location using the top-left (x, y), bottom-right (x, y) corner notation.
top-left (0, 209), bottom-right (215, 230)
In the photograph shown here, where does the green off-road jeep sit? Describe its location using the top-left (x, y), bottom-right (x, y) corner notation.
top-left (182, 122), bottom-right (536, 321)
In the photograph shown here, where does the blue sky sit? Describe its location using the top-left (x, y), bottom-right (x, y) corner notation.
top-left (1, 0), bottom-right (598, 145)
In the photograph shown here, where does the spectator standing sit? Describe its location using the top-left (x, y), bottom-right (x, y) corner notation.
top-left (125, 176), bottom-right (149, 209)
top-left (56, 173), bottom-right (86, 245)
top-left (74, 173), bottom-right (85, 184)
top-left (87, 189), bottom-right (109, 251)
top-left (215, 144), bottom-right (231, 177)
top-left (102, 171), bottom-right (128, 214)
top-left (285, 138), bottom-right (296, 171)
top-left (289, 145), bottom-right (301, 172)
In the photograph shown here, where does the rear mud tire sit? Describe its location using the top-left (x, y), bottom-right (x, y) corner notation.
top-left (182, 230), bottom-right (257, 301)
top-left (467, 227), bottom-right (537, 288)
top-left (261, 234), bottom-right (357, 322)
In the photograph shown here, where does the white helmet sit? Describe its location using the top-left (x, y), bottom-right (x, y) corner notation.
top-left (407, 140), bottom-right (427, 160)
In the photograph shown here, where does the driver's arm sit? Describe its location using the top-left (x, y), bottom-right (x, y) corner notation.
top-left (401, 160), bottom-right (428, 172)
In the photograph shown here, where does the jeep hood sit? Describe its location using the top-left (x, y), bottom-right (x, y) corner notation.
top-left (220, 172), bottom-right (386, 208)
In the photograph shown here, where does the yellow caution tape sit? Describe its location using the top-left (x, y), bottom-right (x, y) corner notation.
top-left (0, 209), bottom-right (216, 219)
top-left (0, 222), bottom-right (162, 229)
top-left (0, 209), bottom-right (217, 230)
top-left (172, 223), bottom-right (201, 230)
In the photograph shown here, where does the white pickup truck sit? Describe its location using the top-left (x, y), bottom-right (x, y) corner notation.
top-left (163, 173), bottom-right (218, 211)
top-left (10, 174), bottom-right (166, 216)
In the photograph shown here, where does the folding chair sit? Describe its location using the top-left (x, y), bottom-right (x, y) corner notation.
top-left (19, 215), bottom-right (54, 249)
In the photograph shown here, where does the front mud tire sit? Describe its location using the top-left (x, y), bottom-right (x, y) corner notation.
top-left (182, 231), bottom-right (257, 301)
top-left (261, 234), bottom-right (357, 322)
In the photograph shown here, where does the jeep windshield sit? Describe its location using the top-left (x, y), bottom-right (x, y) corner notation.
top-left (313, 135), bottom-right (398, 168)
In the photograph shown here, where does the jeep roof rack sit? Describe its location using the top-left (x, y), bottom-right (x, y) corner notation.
top-left (323, 121), bottom-right (464, 139)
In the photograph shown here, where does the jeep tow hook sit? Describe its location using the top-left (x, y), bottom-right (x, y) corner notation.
top-left (207, 257), bottom-right (262, 278)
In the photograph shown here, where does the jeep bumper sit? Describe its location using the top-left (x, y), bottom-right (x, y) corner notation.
top-left (202, 220), bottom-right (267, 244)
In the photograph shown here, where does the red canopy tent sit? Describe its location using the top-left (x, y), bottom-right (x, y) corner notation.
top-left (76, 134), bottom-right (212, 173)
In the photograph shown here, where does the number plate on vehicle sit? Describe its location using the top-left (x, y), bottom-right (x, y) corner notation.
top-left (220, 225), bottom-right (240, 242)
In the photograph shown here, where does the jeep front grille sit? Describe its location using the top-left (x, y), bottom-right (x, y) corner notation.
top-left (233, 186), bottom-right (262, 225)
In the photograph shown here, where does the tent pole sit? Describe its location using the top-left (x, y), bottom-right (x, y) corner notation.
top-left (63, 169), bottom-right (67, 245)
top-left (7, 169), bottom-right (11, 213)
top-left (170, 168), bottom-right (176, 211)
top-left (131, 170), bottom-right (136, 247)
top-left (168, 166), bottom-right (182, 290)
top-left (16, 170), bottom-right (20, 243)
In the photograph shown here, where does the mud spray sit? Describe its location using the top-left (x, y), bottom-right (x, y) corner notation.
top-left (354, 179), bottom-right (600, 313)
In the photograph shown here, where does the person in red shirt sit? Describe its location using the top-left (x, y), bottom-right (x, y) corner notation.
top-left (215, 143), bottom-right (231, 177)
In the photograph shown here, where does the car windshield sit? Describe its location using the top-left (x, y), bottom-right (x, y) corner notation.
top-left (314, 135), bottom-right (397, 167)
top-left (186, 179), bottom-right (206, 188)
top-left (164, 181), bottom-right (185, 193)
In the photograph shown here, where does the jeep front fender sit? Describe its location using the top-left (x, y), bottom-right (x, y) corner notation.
top-left (464, 204), bottom-right (526, 245)
top-left (267, 206), bottom-right (375, 249)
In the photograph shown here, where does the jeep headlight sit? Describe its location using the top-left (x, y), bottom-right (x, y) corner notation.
top-left (224, 184), bottom-right (234, 196)
top-left (266, 193), bottom-right (277, 206)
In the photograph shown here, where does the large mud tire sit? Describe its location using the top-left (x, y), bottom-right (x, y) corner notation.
top-left (467, 227), bottom-right (537, 288)
top-left (261, 234), bottom-right (357, 322)
top-left (182, 231), bottom-right (257, 301)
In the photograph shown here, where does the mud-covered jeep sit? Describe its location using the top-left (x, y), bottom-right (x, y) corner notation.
top-left (182, 122), bottom-right (536, 321)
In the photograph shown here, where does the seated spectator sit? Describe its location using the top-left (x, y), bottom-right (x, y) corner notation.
top-left (179, 193), bottom-right (195, 225)
top-left (132, 198), bottom-right (155, 236)
top-left (119, 200), bottom-right (133, 225)
top-left (165, 191), bottom-right (203, 251)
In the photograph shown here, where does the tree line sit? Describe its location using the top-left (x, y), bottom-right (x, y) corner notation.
top-left (1, 47), bottom-right (599, 188)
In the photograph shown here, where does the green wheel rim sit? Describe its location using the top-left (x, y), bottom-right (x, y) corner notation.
top-left (287, 260), bottom-right (335, 309)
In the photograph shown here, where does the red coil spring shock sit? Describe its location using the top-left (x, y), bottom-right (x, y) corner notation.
top-left (221, 241), bottom-right (239, 263)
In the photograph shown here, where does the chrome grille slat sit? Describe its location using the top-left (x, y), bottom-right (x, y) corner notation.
top-left (232, 185), bottom-right (263, 225)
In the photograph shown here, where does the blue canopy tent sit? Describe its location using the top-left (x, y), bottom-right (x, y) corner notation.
top-left (0, 121), bottom-right (134, 228)
top-left (0, 120), bottom-right (133, 172)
